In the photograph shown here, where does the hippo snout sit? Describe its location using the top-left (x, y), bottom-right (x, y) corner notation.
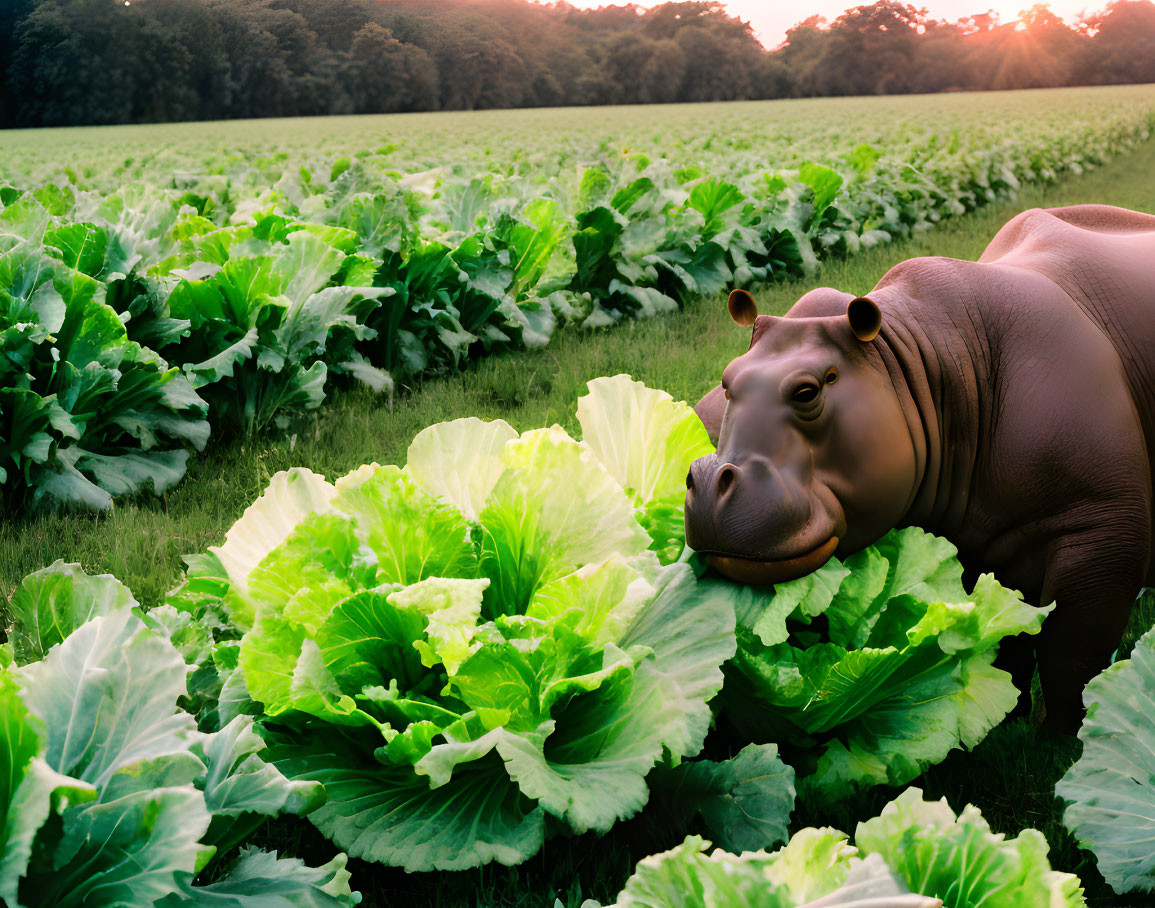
top-left (685, 452), bottom-right (814, 560)
top-left (686, 455), bottom-right (739, 504)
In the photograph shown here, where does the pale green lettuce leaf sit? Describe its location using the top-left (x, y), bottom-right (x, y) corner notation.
top-left (406, 417), bottom-right (519, 521)
top-left (605, 830), bottom-right (932, 908)
top-left (387, 577), bottom-right (488, 674)
top-left (1058, 625), bottom-right (1155, 894)
top-left (0, 670), bottom-right (97, 907)
top-left (35, 778), bottom-right (213, 908)
top-left (499, 564), bottom-right (735, 834)
top-left (12, 608), bottom-right (216, 907)
top-left (0, 757), bottom-right (96, 908)
top-left (610, 834), bottom-right (797, 908)
top-left (855, 788), bottom-right (1085, 908)
top-left (575, 374), bottom-right (713, 562)
top-left (576, 374), bottom-right (713, 504)
top-left (8, 560), bottom-right (138, 664)
top-left (967, 573), bottom-right (1054, 650)
top-left (269, 231), bottom-right (345, 305)
top-left (158, 847), bottom-right (361, 908)
top-left (620, 564), bottom-right (737, 763)
top-left (289, 640), bottom-right (366, 723)
top-left (243, 514), bottom-right (369, 634)
top-left (605, 788), bottom-right (1079, 908)
top-left (953, 656), bottom-right (1021, 749)
top-left (478, 426), bottom-right (650, 616)
top-left (16, 607), bottom-right (197, 790)
top-left (194, 715), bottom-right (324, 819)
top-left (526, 554), bottom-right (654, 647)
top-left (331, 464), bottom-right (475, 585)
top-left (211, 468), bottom-right (337, 619)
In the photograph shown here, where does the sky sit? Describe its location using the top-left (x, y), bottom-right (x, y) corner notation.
top-left (554, 0), bottom-right (1099, 47)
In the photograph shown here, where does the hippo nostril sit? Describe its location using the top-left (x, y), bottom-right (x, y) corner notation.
top-left (686, 470), bottom-right (694, 491)
top-left (717, 464), bottom-right (736, 496)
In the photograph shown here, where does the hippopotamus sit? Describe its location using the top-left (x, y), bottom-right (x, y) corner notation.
top-left (685, 204), bottom-right (1155, 732)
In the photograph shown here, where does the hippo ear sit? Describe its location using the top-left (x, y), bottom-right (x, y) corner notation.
top-left (728, 289), bottom-right (758, 326)
top-left (847, 296), bottom-right (882, 342)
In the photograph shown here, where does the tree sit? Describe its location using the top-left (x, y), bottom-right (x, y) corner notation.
top-left (4, 0), bottom-right (1155, 128)
top-left (0, 0), bottom-right (36, 126)
top-left (1077, 0), bottom-right (1155, 84)
top-left (348, 22), bottom-right (438, 113)
top-left (814, 2), bottom-right (928, 95)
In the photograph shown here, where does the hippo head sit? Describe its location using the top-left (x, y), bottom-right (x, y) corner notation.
top-left (685, 288), bottom-right (919, 585)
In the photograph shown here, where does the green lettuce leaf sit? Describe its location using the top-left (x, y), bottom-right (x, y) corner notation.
top-left (13, 608), bottom-right (213, 906)
top-left (498, 564), bottom-right (735, 834)
top-left (604, 788), bottom-right (1080, 908)
top-left (0, 670), bottom-right (97, 907)
top-left (172, 380), bottom-right (738, 871)
top-left (211, 468), bottom-right (337, 626)
top-left (17, 607), bottom-right (198, 791)
top-left (2, 564), bottom-right (355, 907)
top-left (331, 464), bottom-right (476, 585)
top-left (576, 374), bottom-right (713, 563)
top-left (648, 743), bottom-right (796, 853)
top-left (195, 715), bottom-right (325, 819)
top-left (856, 788), bottom-right (1085, 907)
top-left (1057, 624), bottom-right (1155, 894)
top-left (604, 831), bottom-right (933, 908)
top-left (158, 848), bottom-right (361, 908)
top-left (8, 560), bottom-right (138, 664)
top-left (478, 426), bottom-right (650, 616)
top-left (268, 732), bottom-right (544, 872)
top-left (406, 417), bottom-right (518, 522)
top-left (723, 527), bottom-right (1051, 802)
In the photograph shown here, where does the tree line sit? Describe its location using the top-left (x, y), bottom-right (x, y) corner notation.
top-left (1, 0), bottom-right (1154, 128)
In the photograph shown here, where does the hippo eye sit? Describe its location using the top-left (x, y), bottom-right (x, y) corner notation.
top-left (825, 369), bottom-right (838, 385)
top-left (791, 383), bottom-right (820, 405)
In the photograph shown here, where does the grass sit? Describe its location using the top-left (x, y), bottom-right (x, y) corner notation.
top-left (4, 128), bottom-right (1155, 907)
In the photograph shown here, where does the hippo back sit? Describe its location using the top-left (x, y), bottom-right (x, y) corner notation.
top-left (978, 204), bottom-right (1155, 464)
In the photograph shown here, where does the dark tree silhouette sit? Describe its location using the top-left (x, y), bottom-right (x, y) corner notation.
top-left (2, 0), bottom-right (1153, 128)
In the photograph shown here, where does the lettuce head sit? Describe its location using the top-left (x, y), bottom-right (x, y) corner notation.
top-left (716, 527), bottom-right (1052, 802)
top-left (171, 379), bottom-right (735, 871)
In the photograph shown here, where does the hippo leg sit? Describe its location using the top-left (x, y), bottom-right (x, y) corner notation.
top-left (1035, 529), bottom-right (1149, 735)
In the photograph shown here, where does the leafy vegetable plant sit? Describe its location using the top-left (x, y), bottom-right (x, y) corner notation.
top-left (2, 89), bottom-right (1152, 512)
top-left (599, 788), bottom-right (1085, 908)
top-left (166, 376), bottom-right (732, 871)
top-left (0, 561), bottom-right (361, 908)
top-left (1, 199), bottom-right (209, 509)
top-left (714, 528), bottom-right (1052, 802)
top-left (1057, 624), bottom-right (1155, 894)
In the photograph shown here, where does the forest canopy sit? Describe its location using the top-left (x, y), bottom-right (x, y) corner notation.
top-left (2, 0), bottom-right (1154, 128)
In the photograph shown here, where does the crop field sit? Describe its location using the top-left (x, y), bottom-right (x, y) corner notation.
top-left (1, 86), bottom-right (1154, 511)
top-left (3, 85), bottom-right (1155, 908)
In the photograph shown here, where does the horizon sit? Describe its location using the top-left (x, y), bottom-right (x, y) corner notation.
top-left (550, 0), bottom-right (1099, 47)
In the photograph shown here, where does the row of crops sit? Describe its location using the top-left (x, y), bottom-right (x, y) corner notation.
top-left (2, 88), bottom-right (1154, 510)
top-left (1, 375), bottom-right (1151, 906)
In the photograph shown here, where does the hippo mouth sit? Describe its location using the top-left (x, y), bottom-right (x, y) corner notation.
top-left (706, 536), bottom-right (840, 586)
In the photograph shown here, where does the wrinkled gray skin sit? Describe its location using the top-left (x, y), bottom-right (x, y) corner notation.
top-left (686, 205), bottom-right (1155, 732)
